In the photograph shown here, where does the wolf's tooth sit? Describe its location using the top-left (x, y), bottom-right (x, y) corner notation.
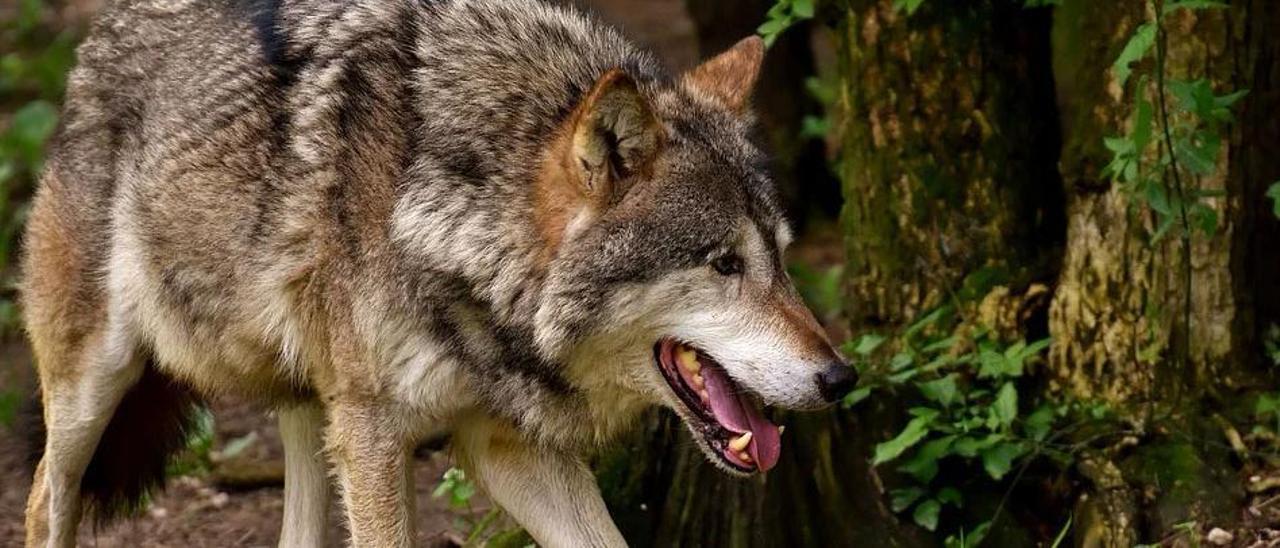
top-left (728, 431), bottom-right (753, 452)
top-left (778, 426), bottom-right (786, 436)
top-left (699, 389), bottom-right (710, 402)
top-left (739, 451), bottom-right (753, 463)
top-left (691, 373), bottom-right (705, 389)
top-left (677, 347), bottom-right (701, 373)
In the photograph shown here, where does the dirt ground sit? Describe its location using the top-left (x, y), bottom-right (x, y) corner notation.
top-left (0, 0), bottom-right (697, 546)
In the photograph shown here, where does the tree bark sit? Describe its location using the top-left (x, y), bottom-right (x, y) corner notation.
top-left (839, 0), bottom-right (1064, 328)
top-left (1047, 1), bottom-right (1280, 543)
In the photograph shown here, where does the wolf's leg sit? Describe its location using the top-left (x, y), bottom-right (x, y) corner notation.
top-left (326, 404), bottom-right (415, 547)
top-left (25, 327), bottom-right (143, 548)
top-left (454, 419), bottom-right (626, 548)
top-left (278, 403), bottom-right (330, 548)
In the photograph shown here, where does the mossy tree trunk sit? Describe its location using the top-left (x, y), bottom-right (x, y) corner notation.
top-left (1048, 1), bottom-right (1280, 544)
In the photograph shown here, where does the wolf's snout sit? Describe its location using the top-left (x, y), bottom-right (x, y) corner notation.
top-left (816, 362), bottom-right (858, 403)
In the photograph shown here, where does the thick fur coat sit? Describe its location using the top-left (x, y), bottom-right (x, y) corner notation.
top-left (22, 0), bottom-right (855, 546)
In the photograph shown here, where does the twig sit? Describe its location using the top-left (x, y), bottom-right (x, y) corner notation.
top-left (1153, 0), bottom-right (1194, 412)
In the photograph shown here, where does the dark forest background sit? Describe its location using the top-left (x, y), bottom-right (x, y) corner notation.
top-left (3, 0), bottom-right (1280, 546)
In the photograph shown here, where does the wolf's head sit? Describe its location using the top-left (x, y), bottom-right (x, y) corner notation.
top-left (533, 37), bottom-right (856, 475)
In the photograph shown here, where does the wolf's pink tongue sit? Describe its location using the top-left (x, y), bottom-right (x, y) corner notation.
top-left (701, 364), bottom-right (782, 472)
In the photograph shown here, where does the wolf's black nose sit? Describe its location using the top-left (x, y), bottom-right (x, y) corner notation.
top-left (816, 362), bottom-right (859, 403)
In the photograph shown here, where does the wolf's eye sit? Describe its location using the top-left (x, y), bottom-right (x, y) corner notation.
top-left (710, 254), bottom-right (743, 276)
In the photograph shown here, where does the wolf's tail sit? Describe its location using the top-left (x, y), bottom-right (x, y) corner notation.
top-left (24, 358), bottom-right (203, 524)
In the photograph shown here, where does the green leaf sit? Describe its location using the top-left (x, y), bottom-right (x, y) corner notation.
top-left (1144, 181), bottom-right (1172, 215)
top-left (893, 0), bottom-right (927, 15)
top-left (842, 386), bottom-right (872, 408)
top-left (1022, 337), bottom-right (1052, 358)
top-left (917, 375), bottom-right (958, 407)
top-left (1174, 131), bottom-right (1221, 175)
top-left (981, 441), bottom-right (1026, 480)
top-left (906, 305), bottom-right (951, 339)
top-left (757, 17), bottom-right (790, 36)
top-left (1266, 182), bottom-right (1280, 219)
top-left (977, 349), bottom-right (1009, 378)
top-left (873, 410), bottom-right (938, 465)
top-left (1255, 392), bottom-right (1280, 416)
top-left (890, 352), bottom-right (914, 372)
top-left (1025, 404), bottom-right (1056, 442)
top-left (913, 499), bottom-right (941, 531)
top-left (852, 333), bottom-right (886, 355)
top-left (792, 0), bottom-right (815, 19)
top-left (993, 382), bottom-right (1018, 427)
top-left (920, 335), bottom-right (959, 354)
top-left (937, 487), bottom-right (963, 508)
top-left (1113, 22), bottom-right (1156, 89)
top-left (952, 433), bottom-right (1002, 458)
top-left (890, 487), bottom-right (926, 513)
top-left (966, 521), bottom-right (993, 547)
top-left (899, 434), bottom-right (955, 484)
top-left (1190, 202), bottom-right (1218, 236)
top-left (800, 115), bottom-right (830, 139)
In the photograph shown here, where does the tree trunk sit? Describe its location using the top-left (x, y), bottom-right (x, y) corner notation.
top-left (684, 0), bottom-right (841, 224)
top-left (1048, 1), bottom-right (1280, 543)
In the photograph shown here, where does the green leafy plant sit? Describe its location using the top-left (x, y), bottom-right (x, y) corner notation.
top-left (433, 466), bottom-right (530, 547)
top-left (1, 0), bottom-right (83, 337)
top-left (758, 0), bottom-right (816, 47)
top-left (787, 263), bottom-right (842, 321)
top-left (846, 303), bottom-right (1065, 538)
top-left (1267, 182), bottom-right (1280, 219)
top-left (0, 386), bottom-right (20, 428)
top-left (166, 406), bottom-right (217, 477)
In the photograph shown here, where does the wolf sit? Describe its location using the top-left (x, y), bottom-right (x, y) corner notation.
top-left (20, 0), bottom-right (857, 545)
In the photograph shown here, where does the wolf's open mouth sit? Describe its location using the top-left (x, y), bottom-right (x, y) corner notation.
top-left (654, 338), bottom-right (782, 473)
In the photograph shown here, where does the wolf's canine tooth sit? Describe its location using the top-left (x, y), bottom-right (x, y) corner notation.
top-left (677, 347), bottom-right (701, 373)
top-left (728, 431), bottom-right (752, 452)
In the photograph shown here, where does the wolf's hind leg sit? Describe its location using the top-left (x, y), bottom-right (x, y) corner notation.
top-left (278, 403), bottom-right (330, 548)
top-left (25, 327), bottom-right (144, 548)
top-left (326, 403), bottom-right (415, 547)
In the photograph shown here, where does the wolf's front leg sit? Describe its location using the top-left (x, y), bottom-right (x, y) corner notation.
top-left (326, 403), bottom-right (416, 547)
top-left (454, 419), bottom-right (626, 548)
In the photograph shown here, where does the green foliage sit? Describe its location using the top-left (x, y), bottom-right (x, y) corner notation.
top-left (788, 263), bottom-right (843, 320)
top-left (433, 467), bottom-right (531, 547)
top-left (1267, 182), bottom-right (1280, 219)
top-left (758, 0), bottom-right (816, 47)
top-left (1104, 2), bottom-right (1243, 245)
top-left (1, 0), bottom-right (82, 335)
top-left (0, 386), bottom-right (19, 428)
top-left (166, 406), bottom-right (217, 477)
top-left (434, 467), bottom-right (479, 510)
top-left (847, 304), bottom-right (1066, 536)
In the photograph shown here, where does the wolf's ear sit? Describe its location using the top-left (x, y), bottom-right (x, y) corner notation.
top-left (682, 36), bottom-right (765, 111)
top-left (571, 69), bottom-right (662, 203)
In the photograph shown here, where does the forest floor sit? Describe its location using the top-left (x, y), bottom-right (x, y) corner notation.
top-left (0, 0), bottom-right (697, 546)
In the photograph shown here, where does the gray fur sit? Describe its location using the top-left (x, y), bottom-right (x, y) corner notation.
top-left (24, 0), bottom-right (842, 545)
